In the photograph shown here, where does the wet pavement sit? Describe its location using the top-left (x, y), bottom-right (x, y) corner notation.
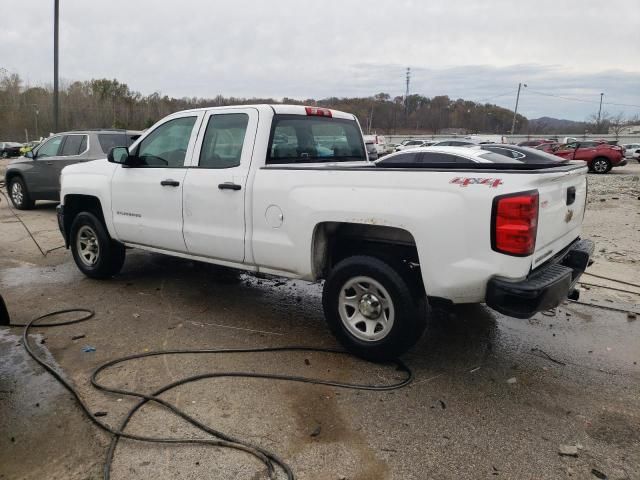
top-left (0, 164), bottom-right (639, 479)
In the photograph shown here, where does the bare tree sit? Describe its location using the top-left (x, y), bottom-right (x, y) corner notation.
top-left (608, 112), bottom-right (627, 140)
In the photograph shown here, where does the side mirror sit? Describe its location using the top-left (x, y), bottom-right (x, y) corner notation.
top-left (108, 146), bottom-right (130, 165)
top-left (25, 150), bottom-right (34, 159)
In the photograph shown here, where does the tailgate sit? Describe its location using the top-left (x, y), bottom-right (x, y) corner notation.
top-left (532, 166), bottom-right (588, 269)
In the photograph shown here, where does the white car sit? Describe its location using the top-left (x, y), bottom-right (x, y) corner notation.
top-left (363, 134), bottom-right (388, 155)
top-left (58, 105), bottom-right (593, 360)
top-left (429, 139), bottom-right (478, 147)
top-left (395, 139), bottom-right (435, 151)
top-left (623, 143), bottom-right (640, 160)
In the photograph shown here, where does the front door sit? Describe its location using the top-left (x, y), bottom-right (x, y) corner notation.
top-left (182, 108), bottom-right (258, 262)
top-left (28, 135), bottom-right (64, 197)
top-left (111, 113), bottom-right (203, 252)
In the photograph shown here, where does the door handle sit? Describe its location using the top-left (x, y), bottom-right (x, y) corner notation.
top-left (46, 161), bottom-right (53, 165)
top-left (160, 179), bottom-right (180, 187)
top-left (218, 182), bottom-right (241, 191)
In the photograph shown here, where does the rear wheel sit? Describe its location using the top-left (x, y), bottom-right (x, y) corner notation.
top-left (8, 176), bottom-right (35, 210)
top-left (322, 255), bottom-right (427, 362)
top-left (70, 212), bottom-right (125, 279)
top-left (591, 157), bottom-right (611, 174)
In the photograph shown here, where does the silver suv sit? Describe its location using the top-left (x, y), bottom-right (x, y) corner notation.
top-left (5, 129), bottom-right (140, 209)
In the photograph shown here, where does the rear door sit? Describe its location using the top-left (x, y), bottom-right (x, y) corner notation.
top-left (49, 134), bottom-right (89, 194)
top-left (111, 113), bottom-right (204, 252)
top-left (182, 107), bottom-right (258, 262)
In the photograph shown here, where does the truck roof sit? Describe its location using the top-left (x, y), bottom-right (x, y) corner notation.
top-left (162, 104), bottom-right (357, 120)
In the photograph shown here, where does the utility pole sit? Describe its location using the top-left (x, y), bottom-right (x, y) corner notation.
top-left (404, 67), bottom-right (411, 114)
top-left (510, 83), bottom-right (526, 135)
top-left (53, 0), bottom-right (60, 132)
top-left (597, 92), bottom-right (604, 132)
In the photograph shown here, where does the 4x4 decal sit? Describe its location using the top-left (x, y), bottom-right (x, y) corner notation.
top-left (450, 177), bottom-right (503, 188)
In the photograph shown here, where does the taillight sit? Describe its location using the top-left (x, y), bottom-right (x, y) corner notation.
top-left (305, 107), bottom-right (332, 117)
top-left (491, 191), bottom-right (539, 256)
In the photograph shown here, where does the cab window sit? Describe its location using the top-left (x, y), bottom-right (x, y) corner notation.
top-left (134, 117), bottom-right (197, 167)
top-left (199, 114), bottom-right (249, 168)
top-left (267, 115), bottom-right (365, 164)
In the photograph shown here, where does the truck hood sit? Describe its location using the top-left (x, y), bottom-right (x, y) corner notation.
top-left (62, 158), bottom-right (114, 176)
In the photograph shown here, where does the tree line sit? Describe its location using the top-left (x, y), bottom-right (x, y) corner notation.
top-left (0, 69), bottom-right (622, 141)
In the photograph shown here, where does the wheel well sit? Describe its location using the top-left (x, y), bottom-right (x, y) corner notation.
top-left (62, 194), bottom-right (106, 243)
top-left (4, 170), bottom-right (22, 186)
top-left (312, 222), bottom-right (421, 280)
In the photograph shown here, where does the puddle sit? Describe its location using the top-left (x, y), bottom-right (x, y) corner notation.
top-left (0, 262), bottom-right (78, 288)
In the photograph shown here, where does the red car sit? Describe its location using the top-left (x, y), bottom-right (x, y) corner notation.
top-left (536, 140), bottom-right (626, 174)
top-left (517, 139), bottom-right (555, 147)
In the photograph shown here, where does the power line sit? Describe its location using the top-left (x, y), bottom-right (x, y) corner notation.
top-left (526, 89), bottom-right (640, 109)
top-left (477, 91), bottom-right (514, 103)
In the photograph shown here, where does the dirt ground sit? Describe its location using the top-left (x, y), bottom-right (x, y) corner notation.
top-left (0, 159), bottom-right (639, 480)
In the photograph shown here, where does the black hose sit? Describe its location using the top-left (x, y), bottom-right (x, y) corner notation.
top-left (579, 282), bottom-right (640, 295)
top-left (11, 309), bottom-right (413, 480)
top-left (583, 272), bottom-right (640, 289)
top-left (567, 299), bottom-right (639, 314)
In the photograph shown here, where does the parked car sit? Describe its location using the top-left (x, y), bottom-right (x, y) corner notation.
top-left (376, 145), bottom-right (567, 168)
top-left (57, 105), bottom-right (592, 360)
top-left (395, 139), bottom-right (435, 151)
top-left (477, 144), bottom-right (567, 164)
top-left (622, 143), bottom-right (640, 159)
top-left (542, 140), bottom-right (626, 174)
top-left (19, 140), bottom-right (41, 155)
top-left (0, 142), bottom-right (23, 158)
top-left (363, 134), bottom-right (388, 155)
top-left (517, 139), bottom-right (554, 147)
top-left (364, 139), bottom-right (378, 161)
top-left (5, 129), bottom-right (141, 209)
top-left (429, 139), bottom-right (477, 147)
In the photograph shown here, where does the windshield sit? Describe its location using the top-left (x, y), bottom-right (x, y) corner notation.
top-left (267, 115), bottom-right (366, 164)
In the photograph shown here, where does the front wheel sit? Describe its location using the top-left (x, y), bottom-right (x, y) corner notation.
top-left (322, 255), bottom-right (427, 362)
top-left (70, 212), bottom-right (125, 279)
top-left (8, 177), bottom-right (35, 210)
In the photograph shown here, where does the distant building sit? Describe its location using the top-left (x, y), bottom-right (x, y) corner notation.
top-left (610, 124), bottom-right (640, 135)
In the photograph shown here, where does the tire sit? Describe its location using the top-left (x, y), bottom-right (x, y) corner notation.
top-left (591, 157), bottom-right (611, 174)
top-left (8, 176), bottom-right (35, 210)
top-left (70, 212), bottom-right (125, 279)
top-left (322, 255), bottom-right (427, 362)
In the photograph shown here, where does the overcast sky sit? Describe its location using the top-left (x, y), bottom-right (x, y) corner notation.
top-left (2, 0), bottom-right (639, 121)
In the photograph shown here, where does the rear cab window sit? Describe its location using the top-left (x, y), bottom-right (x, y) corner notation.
top-left (267, 115), bottom-right (366, 164)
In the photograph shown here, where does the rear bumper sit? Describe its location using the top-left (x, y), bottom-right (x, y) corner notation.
top-left (486, 238), bottom-right (594, 318)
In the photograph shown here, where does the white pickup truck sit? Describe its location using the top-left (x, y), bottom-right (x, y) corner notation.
top-left (57, 105), bottom-right (593, 361)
